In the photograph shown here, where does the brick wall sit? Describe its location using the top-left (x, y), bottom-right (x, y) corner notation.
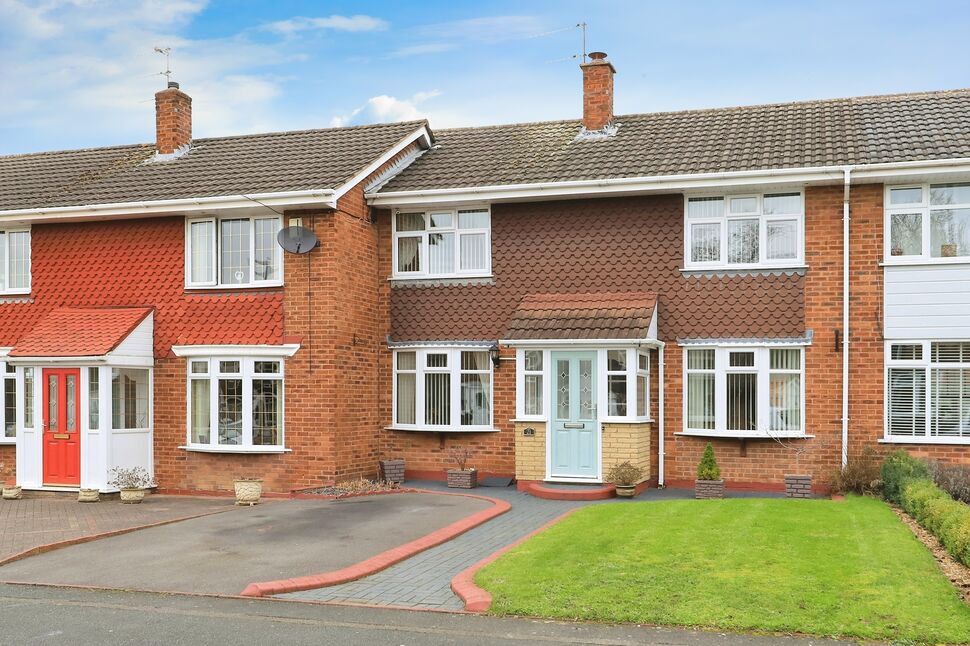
top-left (0, 444), bottom-right (13, 483)
top-left (602, 422), bottom-right (651, 483)
top-left (513, 422), bottom-right (545, 480)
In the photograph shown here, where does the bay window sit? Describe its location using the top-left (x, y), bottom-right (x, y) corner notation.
top-left (685, 193), bottom-right (803, 269)
top-left (186, 357), bottom-right (284, 450)
top-left (392, 208), bottom-right (491, 278)
top-left (887, 341), bottom-right (970, 442)
top-left (186, 216), bottom-right (282, 288)
top-left (684, 346), bottom-right (805, 437)
top-left (886, 183), bottom-right (970, 262)
top-left (393, 348), bottom-right (493, 431)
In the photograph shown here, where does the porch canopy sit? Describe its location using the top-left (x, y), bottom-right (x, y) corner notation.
top-left (9, 306), bottom-right (154, 363)
top-left (503, 291), bottom-right (658, 343)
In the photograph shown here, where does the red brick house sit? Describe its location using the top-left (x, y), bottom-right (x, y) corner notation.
top-left (2, 55), bottom-right (970, 495)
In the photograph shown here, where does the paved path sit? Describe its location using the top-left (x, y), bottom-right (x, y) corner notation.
top-left (280, 483), bottom-right (723, 610)
top-left (0, 492), bottom-right (490, 595)
top-left (0, 494), bottom-right (234, 562)
top-left (0, 582), bottom-right (864, 646)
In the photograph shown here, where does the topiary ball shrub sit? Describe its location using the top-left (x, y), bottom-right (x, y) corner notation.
top-left (881, 450), bottom-right (930, 504)
top-left (697, 443), bottom-right (721, 481)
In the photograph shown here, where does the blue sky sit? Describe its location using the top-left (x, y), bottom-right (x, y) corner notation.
top-left (2, 0), bottom-right (969, 155)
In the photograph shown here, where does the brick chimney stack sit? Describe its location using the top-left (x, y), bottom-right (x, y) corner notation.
top-left (580, 51), bottom-right (615, 131)
top-left (155, 81), bottom-right (192, 154)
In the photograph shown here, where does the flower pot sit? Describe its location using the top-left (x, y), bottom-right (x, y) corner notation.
top-left (785, 474), bottom-right (812, 498)
top-left (446, 468), bottom-right (477, 489)
top-left (942, 243), bottom-right (958, 257)
top-left (614, 484), bottom-right (636, 498)
top-left (379, 459), bottom-right (405, 485)
top-left (234, 479), bottom-right (263, 506)
top-left (2, 485), bottom-right (22, 500)
top-left (78, 488), bottom-right (100, 503)
top-left (695, 479), bottom-right (724, 499)
top-left (831, 493), bottom-right (846, 502)
top-left (120, 488), bottom-right (145, 504)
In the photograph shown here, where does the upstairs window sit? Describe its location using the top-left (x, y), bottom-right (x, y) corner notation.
top-left (0, 229), bottom-right (31, 294)
top-left (886, 183), bottom-right (970, 262)
top-left (685, 193), bottom-right (803, 269)
top-left (392, 208), bottom-right (491, 278)
top-left (186, 216), bottom-right (282, 288)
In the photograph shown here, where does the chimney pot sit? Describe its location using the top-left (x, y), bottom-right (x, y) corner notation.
top-left (168, 81), bottom-right (180, 89)
top-left (155, 83), bottom-right (192, 154)
top-left (580, 52), bottom-right (615, 131)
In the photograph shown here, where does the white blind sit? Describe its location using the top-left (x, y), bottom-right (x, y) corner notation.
top-left (888, 368), bottom-right (926, 436)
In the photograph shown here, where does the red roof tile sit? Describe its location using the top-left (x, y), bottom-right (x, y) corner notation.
top-left (10, 306), bottom-right (153, 357)
top-left (506, 292), bottom-right (657, 340)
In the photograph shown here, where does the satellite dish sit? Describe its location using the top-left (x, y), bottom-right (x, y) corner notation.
top-left (277, 226), bottom-right (319, 254)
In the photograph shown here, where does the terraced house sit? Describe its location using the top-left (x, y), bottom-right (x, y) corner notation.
top-left (1, 52), bottom-right (969, 495)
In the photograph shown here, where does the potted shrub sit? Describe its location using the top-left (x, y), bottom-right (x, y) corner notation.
top-left (233, 477), bottom-right (263, 506)
top-left (379, 457), bottom-right (405, 485)
top-left (0, 462), bottom-right (21, 500)
top-left (695, 443), bottom-right (724, 499)
top-left (109, 466), bottom-right (155, 504)
top-left (78, 488), bottom-right (100, 503)
top-left (607, 461), bottom-right (644, 497)
top-left (446, 445), bottom-right (477, 489)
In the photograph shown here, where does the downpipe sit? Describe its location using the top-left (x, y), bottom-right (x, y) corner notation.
top-left (841, 167), bottom-right (852, 469)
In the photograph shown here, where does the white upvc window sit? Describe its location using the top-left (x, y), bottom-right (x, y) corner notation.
top-left (392, 348), bottom-right (493, 431)
top-left (886, 183), bottom-right (970, 263)
top-left (0, 362), bottom-right (16, 442)
top-left (683, 345), bottom-right (805, 437)
top-left (392, 207), bottom-right (491, 278)
top-left (185, 216), bottom-right (283, 288)
top-left (111, 368), bottom-right (151, 430)
top-left (0, 229), bottom-right (32, 295)
top-left (684, 193), bottom-right (803, 269)
top-left (185, 357), bottom-right (285, 450)
top-left (886, 341), bottom-right (970, 443)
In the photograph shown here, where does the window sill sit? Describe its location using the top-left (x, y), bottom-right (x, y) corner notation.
top-left (384, 426), bottom-right (501, 433)
top-left (675, 431), bottom-right (814, 440)
top-left (0, 438), bottom-right (15, 445)
top-left (184, 282), bottom-right (284, 292)
top-left (879, 437), bottom-right (970, 446)
top-left (179, 445), bottom-right (291, 454)
top-left (880, 259), bottom-right (970, 268)
top-left (510, 418), bottom-right (547, 423)
top-left (388, 275), bottom-right (494, 288)
top-left (602, 418), bottom-right (655, 424)
top-left (0, 289), bottom-right (31, 297)
top-left (680, 265), bottom-right (807, 276)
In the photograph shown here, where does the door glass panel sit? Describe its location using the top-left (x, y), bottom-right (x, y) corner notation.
top-left (66, 375), bottom-right (76, 432)
top-left (218, 378), bottom-right (243, 445)
top-left (48, 375), bottom-right (57, 432)
top-left (580, 359), bottom-right (594, 419)
top-left (556, 359), bottom-right (569, 419)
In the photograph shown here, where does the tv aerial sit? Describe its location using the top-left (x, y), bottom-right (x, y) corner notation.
top-left (277, 226), bottom-right (319, 254)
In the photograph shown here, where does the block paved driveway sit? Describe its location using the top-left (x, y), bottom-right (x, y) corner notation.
top-left (0, 494), bottom-right (233, 563)
top-left (279, 483), bottom-right (753, 610)
top-left (0, 492), bottom-right (491, 595)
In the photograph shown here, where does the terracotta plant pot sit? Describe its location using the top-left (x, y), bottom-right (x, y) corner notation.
top-left (379, 459), bottom-right (405, 485)
top-left (695, 479), bottom-right (724, 499)
top-left (234, 479), bottom-right (263, 506)
top-left (447, 468), bottom-right (477, 489)
top-left (785, 474), bottom-right (812, 498)
top-left (120, 488), bottom-right (145, 504)
top-left (614, 484), bottom-right (636, 498)
top-left (78, 488), bottom-right (100, 503)
top-left (942, 243), bottom-right (958, 257)
top-left (2, 485), bottom-right (22, 500)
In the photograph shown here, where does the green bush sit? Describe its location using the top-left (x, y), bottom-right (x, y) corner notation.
top-left (899, 478), bottom-right (970, 567)
top-left (881, 450), bottom-right (930, 504)
top-left (696, 443), bottom-right (721, 481)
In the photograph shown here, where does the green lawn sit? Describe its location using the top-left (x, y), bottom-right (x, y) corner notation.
top-left (477, 496), bottom-right (970, 644)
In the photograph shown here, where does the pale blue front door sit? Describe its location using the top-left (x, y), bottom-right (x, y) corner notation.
top-left (550, 351), bottom-right (598, 478)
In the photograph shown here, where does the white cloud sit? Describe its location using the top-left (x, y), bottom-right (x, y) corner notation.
top-left (387, 43), bottom-right (455, 59)
top-left (262, 14), bottom-right (388, 35)
top-left (416, 15), bottom-right (545, 43)
top-left (329, 90), bottom-right (442, 127)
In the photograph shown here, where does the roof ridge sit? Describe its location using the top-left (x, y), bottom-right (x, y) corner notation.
top-left (192, 119), bottom-right (429, 145)
top-left (0, 142), bottom-right (151, 161)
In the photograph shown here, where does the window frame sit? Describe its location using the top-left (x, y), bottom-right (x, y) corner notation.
top-left (184, 215), bottom-right (284, 289)
top-left (0, 361), bottom-right (17, 442)
top-left (391, 206), bottom-right (492, 279)
top-left (884, 183), bottom-right (970, 264)
top-left (392, 347), bottom-right (495, 432)
top-left (683, 192), bottom-right (804, 270)
top-left (182, 356), bottom-right (286, 452)
top-left (682, 345), bottom-right (806, 438)
top-left (884, 340), bottom-right (970, 444)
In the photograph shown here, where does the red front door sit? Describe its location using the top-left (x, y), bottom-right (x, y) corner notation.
top-left (43, 368), bottom-right (81, 487)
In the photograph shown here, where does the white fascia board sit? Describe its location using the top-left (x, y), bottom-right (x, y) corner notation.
top-left (386, 340), bottom-right (494, 349)
top-left (171, 343), bottom-right (301, 358)
top-left (367, 157), bottom-right (970, 207)
top-left (333, 126), bottom-right (433, 203)
top-left (0, 190), bottom-right (337, 224)
top-left (499, 338), bottom-right (655, 348)
top-left (0, 347), bottom-right (11, 358)
top-left (6, 355), bottom-right (108, 364)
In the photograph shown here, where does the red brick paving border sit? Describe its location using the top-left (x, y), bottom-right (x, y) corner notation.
top-left (240, 490), bottom-right (512, 598)
top-left (450, 508), bottom-right (579, 612)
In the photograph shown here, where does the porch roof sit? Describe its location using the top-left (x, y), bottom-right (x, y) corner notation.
top-left (504, 292), bottom-right (658, 341)
top-left (9, 306), bottom-right (154, 357)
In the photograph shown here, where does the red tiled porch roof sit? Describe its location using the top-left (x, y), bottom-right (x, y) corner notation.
top-left (504, 291), bottom-right (658, 340)
top-left (9, 306), bottom-right (154, 357)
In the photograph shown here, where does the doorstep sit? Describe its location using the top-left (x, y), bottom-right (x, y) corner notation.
top-left (517, 480), bottom-right (616, 501)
